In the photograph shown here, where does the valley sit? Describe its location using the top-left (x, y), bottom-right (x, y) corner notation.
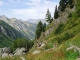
top-left (0, 0), bottom-right (80, 60)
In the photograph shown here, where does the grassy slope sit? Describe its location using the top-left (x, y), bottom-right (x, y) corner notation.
top-left (25, 0), bottom-right (80, 60)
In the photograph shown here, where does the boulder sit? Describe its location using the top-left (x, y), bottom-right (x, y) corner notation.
top-left (3, 47), bottom-right (12, 54)
top-left (9, 54), bottom-right (14, 57)
top-left (13, 48), bottom-right (20, 54)
top-left (2, 53), bottom-right (9, 58)
top-left (21, 48), bottom-right (27, 52)
top-left (14, 48), bottom-right (27, 56)
top-left (41, 43), bottom-right (45, 47)
top-left (32, 50), bottom-right (41, 55)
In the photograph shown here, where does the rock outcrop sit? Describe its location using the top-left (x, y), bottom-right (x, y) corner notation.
top-left (2, 53), bottom-right (9, 58)
top-left (0, 47), bottom-right (27, 58)
top-left (14, 48), bottom-right (27, 56)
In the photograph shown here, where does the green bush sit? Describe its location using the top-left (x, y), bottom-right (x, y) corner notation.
top-left (12, 38), bottom-right (34, 51)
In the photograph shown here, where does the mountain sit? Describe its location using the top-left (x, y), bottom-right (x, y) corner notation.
top-left (0, 20), bottom-right (24, 47)
top-left (0, 15), bottom-right (36, 40)
top-left (27, 19), bottom-right (47, 24)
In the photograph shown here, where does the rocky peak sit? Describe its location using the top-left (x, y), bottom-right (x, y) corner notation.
top-left (0, 15), bottom-right (36, 40)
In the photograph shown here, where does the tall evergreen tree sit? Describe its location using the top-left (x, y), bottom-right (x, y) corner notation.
top-left (54, 5), bottom-right (59, 19)
top-left (68, 0), bottom-right (73, 5)
top-left (59, 0), bottom-right (68, 11)
top-left (45, 9), bottom-right (52, 23)
top-left (36, 21), bottom-right (43, 39)
top-left (68, 0), bottom-right (74, 8)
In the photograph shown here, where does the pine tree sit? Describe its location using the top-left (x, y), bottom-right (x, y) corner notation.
top-left (68, 0), bottom-right (74, 8)
top-left (45, 9), bottom-right (52, 23)
top-left (68, 0), bottom-right (73, 5)
top-left (36, 21), bottom-right (43, 39)
top-left (54, 5), bottom-right (59, 19)
top-left (59, 0), bottom-right (68, 11)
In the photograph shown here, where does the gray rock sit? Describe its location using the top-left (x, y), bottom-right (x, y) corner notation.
top-left (2, 53), bottom-right (9, 58)
top-left (41, 43), bottom-right (45, 47)
top-left (14, 48), bottom-right (27, 56)
top-left (3, 47), bottom-right (12, 54)
top-left (32, 50), bottom-right (41, 55)
top-left (9, 54), bottom-right (14, 57)
top-left (13, 48), bottom-right (20, 54)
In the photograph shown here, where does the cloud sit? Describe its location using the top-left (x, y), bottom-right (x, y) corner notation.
top-left (11, 0), bottom-right (59, 20)
top-left (0, 0), bottom-right (4, 6)
top-left (8, 0), bottom-right (15, 3)
top-left (8, 0), bottom-right (23, 4)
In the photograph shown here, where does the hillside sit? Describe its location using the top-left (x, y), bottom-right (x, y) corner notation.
top-left (0, 20), bottom-right (24, 47)
top-left (25, 0), bottom-right (80, 60)
top-left (0, 16), bottom-right (36, 40)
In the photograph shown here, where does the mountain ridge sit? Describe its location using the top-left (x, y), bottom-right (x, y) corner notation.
top-left (0, 20), bottom-right (24, 47)
top-left (0, 15), bottom-right (37, 40)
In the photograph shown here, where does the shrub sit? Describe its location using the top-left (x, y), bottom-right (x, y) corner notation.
top-left (12, 38), bottom-right (33, 50)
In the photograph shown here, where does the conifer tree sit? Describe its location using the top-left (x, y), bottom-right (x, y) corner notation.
top-left (68, 0), bottom-right (74, 8)
top-left (59, 0), bottom-right (67, 11)
top-left (54, 5), bottom-right (59, 19)
top-left (45, 9), bottom-right (52, 23)
top-left (36, 21), bottom-right (43, 39)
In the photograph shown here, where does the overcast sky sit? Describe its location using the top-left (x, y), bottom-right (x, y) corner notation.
top-left (0, 0), bottom-right (60, 20)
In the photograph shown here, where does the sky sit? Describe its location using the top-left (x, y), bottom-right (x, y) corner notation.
top-left (0, 0), bottom-right (60, 20)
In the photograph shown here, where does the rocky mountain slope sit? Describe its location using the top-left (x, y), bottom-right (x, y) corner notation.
top-left (25, 0), bottom-right (80, 60)
top-left (0, 20), bottom-right (23, 47)
top-left (0, 15), bottom-right (36, 40)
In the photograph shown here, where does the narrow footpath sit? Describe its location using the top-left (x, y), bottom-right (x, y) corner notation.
top-left (20, 57), bottom-right (26, 60)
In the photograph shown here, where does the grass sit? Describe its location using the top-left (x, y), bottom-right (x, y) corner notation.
top-left (0, 56), bottom-right (22, 60)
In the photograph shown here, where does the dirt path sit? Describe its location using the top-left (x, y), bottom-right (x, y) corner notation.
top-left (20, 57), bottom-right (26, 60)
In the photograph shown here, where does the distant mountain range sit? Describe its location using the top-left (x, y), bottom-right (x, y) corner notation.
top-left (27, 19), bottom-right (47, 24)
top-left (0, 15), bottom-right (37, 40)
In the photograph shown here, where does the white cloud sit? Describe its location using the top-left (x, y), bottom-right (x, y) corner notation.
top-left (0, 0), bottom-right (4, 6)
top-left (8, 0), bottom-right (22, 4)
top-left (11, 0), bottom-right (59, 20)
